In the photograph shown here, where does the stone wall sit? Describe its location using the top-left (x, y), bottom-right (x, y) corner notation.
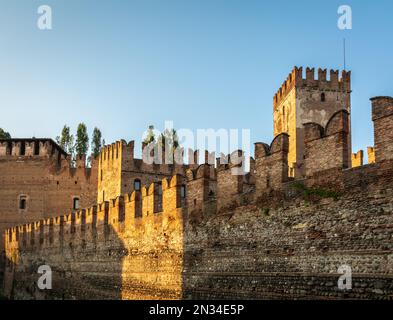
top-left (3, 176), bottom-right (185, 299)
top-left (3, 97), bottom-right (393, 300)
top-left (0, 139), bottom-right (98, 245)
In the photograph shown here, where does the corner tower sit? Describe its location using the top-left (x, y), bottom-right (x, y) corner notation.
top-left (273, 67), bottom-right (351, 177)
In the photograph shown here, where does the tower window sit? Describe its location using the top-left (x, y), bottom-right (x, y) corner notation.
top-left (19, 196), bottom-right (27, 211)
top-left (321, 93), bottom-right (326, 102)
top-left (73, 197), bottom-right (80, 210)
top-left (134, 179), bottom-right (141, 191)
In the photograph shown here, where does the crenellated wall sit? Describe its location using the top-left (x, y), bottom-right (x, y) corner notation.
top-left (0, 139), bottom-right (98, 248)
top-left (3, 95), bottom-right (393, 300)
top-left (3, 175), bottom-right (186, 299)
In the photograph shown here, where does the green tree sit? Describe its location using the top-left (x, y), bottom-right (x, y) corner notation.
top-left (91, 127), bottom-right (103, 157)
top-left (56, 125), bottom-right (75, 157)
top-left (75, 123), bottom-right (89, 156)
top-left (143, 125), bottom-right (156, 145)
top-left (158, 128), bottom-right (180, 153)
top-left (0, 128), bottom-right (11, 139)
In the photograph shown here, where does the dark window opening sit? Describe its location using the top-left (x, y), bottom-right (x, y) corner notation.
top-left (134, 179), bottom-right (141, 191)
top-left (73, 197), bottom-right (80, 210)
top-left (20, 142), bottom-right (26, 156)
top-left (19, 196), bottom-right (27, 210)
top-left (321, 93), bottom-right (326, 102)
top-left (34, 141), bottom-right (40, 155)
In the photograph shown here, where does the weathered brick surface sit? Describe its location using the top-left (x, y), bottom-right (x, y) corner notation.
top-left (183, 159), bottom-right (393, 299)
top-left (3, 177), bottom-right (185, 299)
top-left (2, 80), bottom-right (393, 300)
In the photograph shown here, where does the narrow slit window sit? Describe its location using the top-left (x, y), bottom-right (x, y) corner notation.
top-left (19, 196), bottom-right (27, 210)
top-left (73, 197), bottom-right (80, 210)
top-left (134, 179), bottom-right (141, 191)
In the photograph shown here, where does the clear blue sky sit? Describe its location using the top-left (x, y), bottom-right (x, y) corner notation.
top-left (1, 0), bottom-right (392, 158)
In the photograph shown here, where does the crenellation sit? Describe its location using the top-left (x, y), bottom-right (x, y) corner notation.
top-left (371, 96), bottom-right (393, 162)
top-left (367, 146), bottom-right (375, 164)
top-left (351, 150), bottom-right (364, 167)
top-left (4, 69), bottom-right (393, 300)
top-left (304, 110), bottom-right (350, 179)
top-left (254, 133), bottom-right (289, 196)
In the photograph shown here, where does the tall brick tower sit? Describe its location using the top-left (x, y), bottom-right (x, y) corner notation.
top-left (273, 67), bottom-right (351, 177)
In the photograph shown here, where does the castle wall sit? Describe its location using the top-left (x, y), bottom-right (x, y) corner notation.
top-left (183, 161), bottom-right (393, 299)
top-left (5, 156), bottom-right (393, 300)
top-left (3, 176), bottom-right (185, 299)
top-left (3, 90), bottom-right (393, 300)
top-left (0, 140), bottom-right (97, 247)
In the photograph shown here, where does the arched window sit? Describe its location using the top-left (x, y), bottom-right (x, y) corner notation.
top-left (321, 93), bottom-right (326, 102)
top-left (134, 179), bottom-right (141, 191)
top-left (19, 195), bottom-right (27, 211)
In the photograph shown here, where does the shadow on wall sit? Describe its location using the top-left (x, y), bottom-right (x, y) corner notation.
top-left (3, 222), bottom-right (127, 300)
top-left (2, 176), bottom-right (187, 300)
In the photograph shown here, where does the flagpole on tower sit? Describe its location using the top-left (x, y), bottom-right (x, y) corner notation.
top-left (343, 38), bottom-right (346, 71)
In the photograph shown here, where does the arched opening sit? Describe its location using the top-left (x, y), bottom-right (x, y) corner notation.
top-left (19, 195), bottom-right (27, 210)
top-left (321, 92), bottom-right (326, 102)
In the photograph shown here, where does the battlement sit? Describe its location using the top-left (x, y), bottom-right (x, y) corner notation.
top-left (352, 150), bottom-right (364, 167)
top-left (4, 173), bottom-right (187, 252)
top-left (273, 66), bottom-right (351, 109)
top-left (99, 140), bottom-right (135, 164)
top-left (303, 110), bottom-right (350, 178)
top-left (0, 138), bottom-right (67, 159)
